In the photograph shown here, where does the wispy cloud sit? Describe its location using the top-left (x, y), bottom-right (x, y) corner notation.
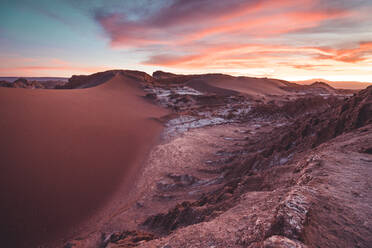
top-left (1, 0), bottom-right (372, 81)
top-left (0, 57), bottom-right (109, 76)
top-left (91, 0), bottom-right (372, 80)
top-left (95, 0), bottom-right (351, 48)
top-left (142, 42), bottom-right (372, 68)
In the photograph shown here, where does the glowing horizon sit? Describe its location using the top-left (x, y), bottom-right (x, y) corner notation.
top-left (1, 0), bottom-right (371, 83)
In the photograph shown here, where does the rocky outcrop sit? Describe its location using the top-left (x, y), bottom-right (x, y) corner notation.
top-left (0, 80), bottom-right (12, 87)
top-left (64, 230), bottom-right (155, 248)
top-left (269, 187), bottom-right (313, 240)
top-left (6, 78), bottom-right (43, 88)
top-left (262, 235), bottom-right (307, 248)
top-left (102, 230), bottom-right (155, 248)
top-left (152, 71), bottom-right (180, 80)
top-left (57, 71), bottom-right (117, 89)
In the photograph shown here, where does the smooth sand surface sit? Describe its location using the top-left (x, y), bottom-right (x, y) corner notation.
top-left (211, 77), bottom-right (288, 96)
top-left (0, 73), bottom-right (167, 247)
top-left (186, 75), bottom-right (289, 96)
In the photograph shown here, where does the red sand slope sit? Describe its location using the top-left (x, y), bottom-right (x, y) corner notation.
top-left (183, 75), bottom-right (287, 96)
top-left (205, 75), bottom-right (289, 96)
top-left (0, 73), bottom-right (167, 247)
top-left (153, 71), bottom-right (353, 97)
top-left (159, 73), bottom-right (291, 96)
top-left (153, 71), bottom-right (290, 96)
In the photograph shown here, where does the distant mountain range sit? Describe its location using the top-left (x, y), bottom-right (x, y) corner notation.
top-left (0, 77), bottom-right (68, 89)
top-left (1, 76), bottom-right (369, 90)
top-left (293, 79), bottom-right (372, 90)
top-left (0, 77), bottom-right (68, 82)
top-left (0, 71), bottom-right (360, 95)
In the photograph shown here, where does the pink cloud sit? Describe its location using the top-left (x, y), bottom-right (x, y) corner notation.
top-left (0, 57), bottom-right (109, 76)
top-left (314, 42), bottom-right (372, 63)
top-left (142, 41), bottom-right (372, 69)
top-left (0, 65), bottom-right (107, 72)
top-left (96, 0), bottom-right (350, 48)
top-left (95, 0), bottom-right (369, 76)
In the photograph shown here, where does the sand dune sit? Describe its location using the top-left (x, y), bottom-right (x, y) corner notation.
top-left (0, 72), bottom-right (167, 247)
top-left (153, 72), bottom-right (289, 96)
top-left (191, 75), bottom-right (289, 96)
top-left (153, 71), bottom-right (349, 97)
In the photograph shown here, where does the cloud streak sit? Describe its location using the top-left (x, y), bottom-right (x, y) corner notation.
top-left (0, 57), bottom-right (109, 76)
top-left (91, 0), bottom-right (372, 81)
top-left (142, 42), bottom-right (372, 68)
top-left (95, 0), bottom-right (351, 47)
top-left (1, 0), bottom-right (372, 81)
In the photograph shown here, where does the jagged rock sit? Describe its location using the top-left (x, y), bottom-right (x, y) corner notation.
top-left (153, 70), bottom-right (180, 80)
top-left (0, 80), bottom-right (12, 87)
top-left (102, 230), bottom-right (155, 248)
top-left (156, 174), bottom-right (201, 192)
top-left (143, 201), bottom-right (205, 234)
top-left (262, 235), bottom-right (307, 248)
top-left (144, 93), bottom-right (157, 100)
top-left (270, 188), bottom-right (312, 240)
top-left (63, 240), bottom-right (86, 248)
top-left (12, 78), bottom-right (29, 88)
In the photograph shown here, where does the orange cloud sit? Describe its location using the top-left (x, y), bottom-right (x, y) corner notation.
top-left (314, 42), bottom-right (372, 63)
top-left (0, 58), bottom-right (109, 76)
top-left (0, 66), bottom-right (107, 72)
top-left (179, 0), bottom-right (351, 44)
top-left (97, 0), bottom-right (351, 48)
top-left (142, 41), bottom-right (372, 70)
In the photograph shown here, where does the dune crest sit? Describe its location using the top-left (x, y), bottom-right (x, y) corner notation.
top-left (0, 72), bottom-right (168, 247)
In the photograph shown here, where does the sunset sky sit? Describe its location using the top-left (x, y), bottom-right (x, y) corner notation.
top-left (1, 0), bottom-right (371, 82)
